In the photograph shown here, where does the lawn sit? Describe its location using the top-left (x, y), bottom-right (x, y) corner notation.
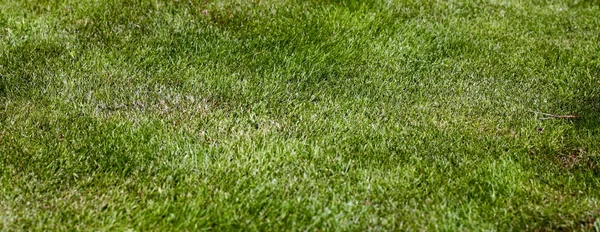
top-left (1, 0), bottom-right (599, 230)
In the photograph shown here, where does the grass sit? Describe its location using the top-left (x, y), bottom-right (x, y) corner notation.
top-left (0, 0), bottom-right (599, 230)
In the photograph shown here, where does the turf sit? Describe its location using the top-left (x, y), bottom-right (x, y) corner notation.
top-left (1, 0), bottom-right (599, 230)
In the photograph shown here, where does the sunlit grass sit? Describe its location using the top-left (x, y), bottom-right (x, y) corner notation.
top-left (1, 0), bottom-right (599, 230)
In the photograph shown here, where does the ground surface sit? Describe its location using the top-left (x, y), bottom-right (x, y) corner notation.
top-left (1, 0), bottom-right (599, 230)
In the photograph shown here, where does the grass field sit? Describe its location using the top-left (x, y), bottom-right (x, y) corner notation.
top-left (1, 0), bottom-right (599, 230)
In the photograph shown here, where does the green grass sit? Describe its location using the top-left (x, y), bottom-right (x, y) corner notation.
top-left (1, 0), bottom-right (599, 230)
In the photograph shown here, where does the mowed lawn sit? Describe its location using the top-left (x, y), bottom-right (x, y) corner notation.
top-left (1, 0), bottom-right (599, 230)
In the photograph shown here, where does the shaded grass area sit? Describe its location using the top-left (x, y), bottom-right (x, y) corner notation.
top-left (1, 0), bottom-right (599, 230)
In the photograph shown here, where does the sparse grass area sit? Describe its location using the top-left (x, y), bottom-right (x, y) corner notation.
top-left (1, 0), bottom-right (599, 230)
